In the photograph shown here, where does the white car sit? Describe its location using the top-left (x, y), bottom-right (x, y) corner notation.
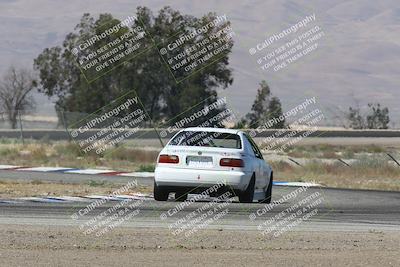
top-left (154, 127), bottom-right (273, 203)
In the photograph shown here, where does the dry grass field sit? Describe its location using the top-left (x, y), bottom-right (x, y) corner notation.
top-left (0, 138), bottom-right (399, 191)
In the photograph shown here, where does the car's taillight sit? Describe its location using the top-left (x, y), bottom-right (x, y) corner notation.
top-left (219, 158), bottom-right (244, 167)
top-left (158, 154), bottom-right (179, 164)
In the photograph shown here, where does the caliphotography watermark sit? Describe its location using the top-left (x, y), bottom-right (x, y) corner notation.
top-left (249, 96), bottom-right (325, 153)
top-left (249, 13), bottom-right (325, 72)
top-left (159, 96), bottom-right (238, 138)
top-left (71, 15), bottom-right (151, 82)
top-left (160, 181), bottom-right (234, 238)
top-left (156, 14), bottom-right (235, 82)
top-left (67, 90), bottom-right (150, 155)
top-left (249, 182), bottom-right (324, 237)
top-left (70, 180), bottom-right (142, 237)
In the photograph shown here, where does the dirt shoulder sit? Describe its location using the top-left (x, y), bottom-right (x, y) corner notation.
top-left (1, 224), bottom-right (399, 266)
top-left (0, 180), bottom-right (152, 198)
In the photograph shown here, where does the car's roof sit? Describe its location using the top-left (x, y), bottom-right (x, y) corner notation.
top-left (182, 127), bottom-right (242, 134)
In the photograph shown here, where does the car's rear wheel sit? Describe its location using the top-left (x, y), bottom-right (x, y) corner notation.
top-left (259, 172), bottom-right (273, 203)
top-left (153, 182), bottom-right (169, 201)
top-left (174, 190), bottom-right (188, 201)
top-left (239, 174), bottom-right (255, 203)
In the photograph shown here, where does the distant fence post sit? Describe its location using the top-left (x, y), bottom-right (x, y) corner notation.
top-left (387, 153), bottom-right (400, 167)
top-left (337, 158), bottom-right (350, 167)
top-left (61, 110), bottom-right (72, 142)
top-left (18, 110), bottom-right (24, 144)
top-left (288, 158), bottom-right (302, 166)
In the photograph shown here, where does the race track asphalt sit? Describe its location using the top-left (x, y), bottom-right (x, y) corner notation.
top-left (1, 173), bottom-right (399, 232)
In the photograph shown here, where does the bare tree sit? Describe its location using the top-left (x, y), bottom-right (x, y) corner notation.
top-left (0, 66), bottom-right (37, 128)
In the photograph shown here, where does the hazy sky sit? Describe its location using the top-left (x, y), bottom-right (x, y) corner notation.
top-left (1, 0), bottom-right (399, 127)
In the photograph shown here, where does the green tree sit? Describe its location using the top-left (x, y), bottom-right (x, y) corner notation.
top-left (347, 103), bottom-right (390, 129)
top-left (34, 7), bottom-right (233, 125)
top-left (347, 106), bottom-right (365, 129)
top-left (267, 96), bottom-right (285, 128)
top-left (245, 81), bottom-right (270, 126)
top-left (239, 81), bottom-right (285, 128)
top-left (366, 103), bottom-right (389, 129)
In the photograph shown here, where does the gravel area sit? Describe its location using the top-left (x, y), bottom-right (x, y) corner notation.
top-left (1, 224), bottom-right (399, 266)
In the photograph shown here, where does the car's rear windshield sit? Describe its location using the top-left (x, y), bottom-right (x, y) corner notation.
top-left (169, 131), bottom-right (242, 149)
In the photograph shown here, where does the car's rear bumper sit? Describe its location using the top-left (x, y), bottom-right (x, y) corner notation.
top-left (154, 166), bottom-right (252, 191)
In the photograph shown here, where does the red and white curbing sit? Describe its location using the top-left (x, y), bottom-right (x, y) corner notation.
top-left (0, 165), bottom-right (151, 177)
top-left (0, 165), bottom-right (322, 188)
top-left (0, 193), bottom-right (154, 204)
